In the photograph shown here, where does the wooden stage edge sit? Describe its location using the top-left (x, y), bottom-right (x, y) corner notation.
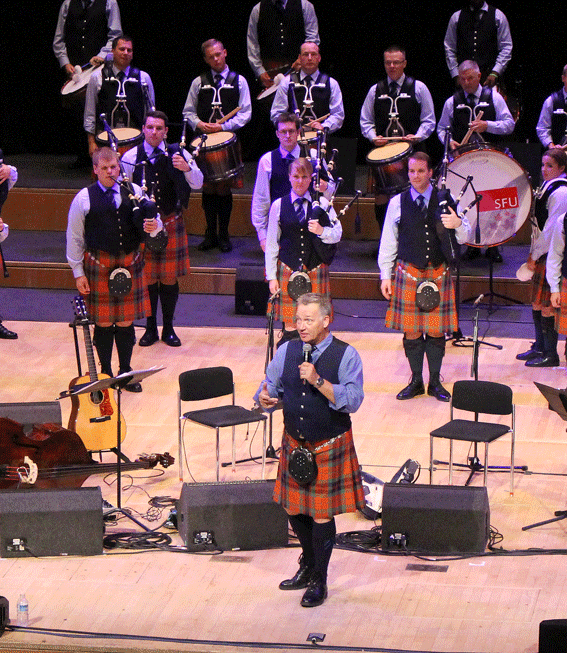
top-left (2, 323), bottom-right (567, 653)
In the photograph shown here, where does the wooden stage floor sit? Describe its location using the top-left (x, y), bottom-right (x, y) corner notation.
top-left (1, 322), bottom-right (567, 653)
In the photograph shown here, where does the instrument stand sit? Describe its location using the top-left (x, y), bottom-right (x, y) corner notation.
top-left (523, 383), bottom-right (567, 531)
top-left (463, 253), bottom-right (523, 314)
top-left (221, 295), bottom-right (280, 468)
top-left (62, 367), bottom-right (164, 530)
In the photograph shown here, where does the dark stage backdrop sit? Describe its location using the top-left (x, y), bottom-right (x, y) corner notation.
top-left (0, 2), bottom-right (559, 165)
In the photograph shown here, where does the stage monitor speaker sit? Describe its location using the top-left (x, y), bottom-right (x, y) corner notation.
top-left (178, 480), bottom-right (288, 551)
top-left (381, 483), bottom-right (490, 554)
top-left (234, 264), bottom-right (269, 316)
top-left (539, 619), bottom-right (567, 652)
top-left (0, 401), bottom-right (62, 432)
top-left (0, 487), bottom-right (103, 558)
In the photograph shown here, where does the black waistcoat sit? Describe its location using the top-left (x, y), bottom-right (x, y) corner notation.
top-left (257, 0), bottom-right (305, 63)
top-left (196, 71), bottom-right (240, 124)
top-left (279, 193), bottom-right (323, 271)
top-left (63, 0), bottom-right (108, 65)
top-left (282, 337), bottom-right (352, 442)
top-left (373, 76), bottom-right (421, 136)
top-left (551, 91), bottom-right (567, 146)
top-left (451, 87), bottom-right (497, 144)
top-left (535, 179), bottom-right (567, 232)
top-left (456, 4), bottom-right (498, 77)
top-left (397, 188), bottom-right (445, 269)
top-left (270, 148), bottom-right (293, 202)
top-left (96, 63), bottom-right (145, 133)
top-left (288, 71), bottom-right (331, 121)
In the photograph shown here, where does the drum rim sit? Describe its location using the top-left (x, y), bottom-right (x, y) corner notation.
top-left (366, 141), bottom-right (412, 164)
top-left (95, 127), bottom-right (143, 146)
top-left (191, 131), bottom-right (236, 149)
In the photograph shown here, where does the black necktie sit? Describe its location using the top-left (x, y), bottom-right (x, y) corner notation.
top-left (304, 75), bottom-right (312, 88)
top-left (117, 70), bottom-right (125, 82)
top-left (416, 194), bottom-right (426, 214)
top-left (274, 0), bottom-right (284, 11)
top-left (389, 81), bottom-right (398, 98)
top-left (294, 198), bottom-right (305, 223)
top-left (285, 152), bottom-right (295, 162)
top-left (214, 74), bottom-right (222, 89)
top-left (106, 188), bottom-right (116, 207)
top-left (466, 93), bottom-right (476, 109)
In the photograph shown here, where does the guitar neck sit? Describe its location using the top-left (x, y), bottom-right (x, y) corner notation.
top-left (82, 324), bottom-right (99, 382)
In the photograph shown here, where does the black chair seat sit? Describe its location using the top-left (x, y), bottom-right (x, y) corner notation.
top-left (184, 405), bottom-right (267, 429)
top-left (431, 419), bottom-right (510, 444)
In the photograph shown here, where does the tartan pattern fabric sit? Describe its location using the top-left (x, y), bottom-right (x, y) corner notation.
top-left (556, 276), bottom-right (567, 335)
top-left (274, 430), bottom-right (365, 520)
top-left (83, 249), bottom-right (149, 323)
top-left (143, 213), bottom-right (190, 282)
top-left (267, 260), bottom-right (331, 324)
top-left (531, 256), bottom-right (553, 309)
top-left (385, 260), bottom-right (458, 335)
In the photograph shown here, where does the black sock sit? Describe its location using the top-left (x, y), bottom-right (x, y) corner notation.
top-left (146, 282), bottom-right (159, 332)
top-left (288, 514), bottom-right (315, 567)
top-left (114, 324), bottom-right (136, 374)
top-left (93, 325), bottom-right (115, 377)
top-left (312, 518), bottom-right (336, 582)
top-left (159, 281), bottom-right (179, 334)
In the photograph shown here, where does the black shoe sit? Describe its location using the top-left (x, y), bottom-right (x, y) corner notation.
top-left (219, 238), bottom-right (233, 253)
top-left (525, 355), bottom-right (560, 368)
top-left (300, 573), bottom-right (328, 607)
top-left (123, 381), bottom-right (143, 393)
top-left (427, 381), bottom-right (451, 402)
top-left (0, 323), bottom-right (17, 339)
top-left (486, 247), bottom-right (503, 263)
top-left (139, 328), bottom-right (159, 347)
top-left (197, 237), bottom-right (218, 251)
top-left (279, 563), bottom-right (314, 590)
top-left (516, 347), bottom-right (542, 361)
top-left (396, 375), bottom-right (425, 400)
top-left (463, 246), bottom-right (481, 261)
top-left (162, 329), bottom-right (181, 347)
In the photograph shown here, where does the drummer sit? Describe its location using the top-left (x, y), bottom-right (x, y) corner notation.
top-left (360, 46), bottom-right (436, 230)
top-left (269, 42), bottom-right (344, 136)
top-left (536, 64), bottom-right (567, 150)
top-left (183, 39), bottom-right (251, 253)
top-left (265, 157), bottom-right (341, 332)
top-left (84, 35), bottom-right (155, 158)
top-left (437, 59), bottom-right (515, 262)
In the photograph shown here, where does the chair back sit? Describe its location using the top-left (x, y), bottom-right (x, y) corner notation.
top-left (452, 380), bottom-right (513, 416)
top-left (179, 367), bottom-right (234, 402)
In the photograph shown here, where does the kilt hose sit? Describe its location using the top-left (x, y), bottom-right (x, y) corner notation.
top-left (386, 260), bottom-right (458, 336)
top-left (267, 261), bottom-right (332, 324)
top-left (83, 249), bottom-right (149, 323)
top-left (532, 256), bottom-right (556, 318)
top-left (274, 430), bottom-right (365, 520)
top-left (143, 212), bottom-right (190, 283)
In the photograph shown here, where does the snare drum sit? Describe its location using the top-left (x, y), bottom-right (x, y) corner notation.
top-left (95, 127), bottom-right (143, 156)
top-left (441, 144), bottom-right (533, 247)
top-left (366, 141), bottom-right (412, 195)
top-left (190, 131), bottom-right (243, 182)
top-left (61, 63), bottom-right (102, 109)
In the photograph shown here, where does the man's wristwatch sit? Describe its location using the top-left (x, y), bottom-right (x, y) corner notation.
top-left (315, 376), bottom-right (324, 388)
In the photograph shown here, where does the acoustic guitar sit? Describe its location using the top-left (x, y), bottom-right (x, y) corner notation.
top-left (68, 296), bottom-right (126, 451)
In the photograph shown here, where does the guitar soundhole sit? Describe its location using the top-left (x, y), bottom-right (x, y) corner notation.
top-left (90, 390), bottom-right (104, 405)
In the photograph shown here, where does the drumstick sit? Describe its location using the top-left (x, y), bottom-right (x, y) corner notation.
top-left (217, 107), bottom-right (241, 125)
top-left (305, 113), bottom-right (330, 127)
top-left (461, 110), bottom-right (484, 146)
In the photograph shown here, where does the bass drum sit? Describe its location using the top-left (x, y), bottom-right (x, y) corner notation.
top-left (366, 141), bottom-right (412, 195)
top-left (442, 144), bottom-right (533, 247)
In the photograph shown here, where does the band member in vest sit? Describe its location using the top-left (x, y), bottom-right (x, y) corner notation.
top-left (270, 42), bottom-right (344, 134)
top-left (536, 65), bottom-right (567, 149)
top-left (54, 0), bottom-right (122, 168)
top-left (121, 111), bottom-right (203, 348)
top-left (252, 112), bottom-right (333, 251)
top-left (546, 192), bottom-right (567, 362)
top-left (360, 46), bottom-right (436, 230)
top-left (444, 1), bottom-right (512, 87)
top-left (378, 152), bottom-right (471, 402)
top-left (84, 35), bottom-right (155, 157)
top-left (255, 292), bottom-right (365, 608)
top-left (437, 60), bottom-right (514, 262)
top-left (0, 160), bottom-right (18, 340)
top-left (66, 147), bottom-right (162, 392)
top-left (247, 0), bottom-right (319, 90)
top-left (183, 39), bottom-right (252, 253)
top-left (266, 158), bottom-right (341, 331)
top-left (517, 150), bottom-right (566, 366)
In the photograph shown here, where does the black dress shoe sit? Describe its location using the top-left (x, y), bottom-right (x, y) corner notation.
top-left (516, 347), bottom-right (542, 361)
top-left (218, 238), bottom-right (233, 253)
top-left (486, 247), bottom-right (503, 263)
top-left (0, 323), bottom-right (17, 339)
top-left (300, 573), bottom-right (328, 607)
top-left (279, 563), bottom-right (314, 590)
top-left (162, 329), bottom-right (181, 347)
top-left (463, 246), bottom-right (481, 261)
top-left (197, 237), bottom-right (218, 251)
top-left (427, 382), bottom-right (451, 402)
top-left (525, 355), bottom-right (560, 368)
top-left (139, 329), bottom-right (159, 347)
top-left (123, 381), bottom-right (143, 393)
top-left (396, 375), bottom-right (425, 400)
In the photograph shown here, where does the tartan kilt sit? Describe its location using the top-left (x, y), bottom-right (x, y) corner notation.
top-left (267, 260), bottom-right (331, 324)
top-left (531, 256), bottom-right (552, 308)
top-left (84, 249), bottom-right (149, 323)
top-left (556, 276), bottom-right (567, 335)
top-left (385, 260), bottom-right (458, 335)
top-left (274, 430), bottom-right (365, 520)
top-left (144, 213), bottom-right (190, 282)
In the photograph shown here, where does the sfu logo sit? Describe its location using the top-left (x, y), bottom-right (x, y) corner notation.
top-left (479, 187), bottom-right (519, 212)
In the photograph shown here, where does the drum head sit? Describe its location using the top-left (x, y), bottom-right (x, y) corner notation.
top-left (96, 127), bottom-right (141, 145)
top-left (61, 63), bottom-right (102, 95)
top-left (257, 73), bottom-right (284, 100)
top-left (367, 141), bottom-right (411, 164)
top-left (192, 131), bottom-right (235, 149)
top-left (443, 147), bottom-right (533, 247)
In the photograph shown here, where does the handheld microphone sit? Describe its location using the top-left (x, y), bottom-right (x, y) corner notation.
top-left (474, 293), bottom-right (484, 306)
top-left (302, 343), bottom-right (312, 385)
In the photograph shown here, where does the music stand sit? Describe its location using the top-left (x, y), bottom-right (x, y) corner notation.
top-left (523, 382), bottom-right (567, 531)
top-left (61, 366), bottom-right (164, 531)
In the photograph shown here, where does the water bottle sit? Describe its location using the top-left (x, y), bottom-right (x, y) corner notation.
top-left (16, 594), bottom-right (28, 626)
